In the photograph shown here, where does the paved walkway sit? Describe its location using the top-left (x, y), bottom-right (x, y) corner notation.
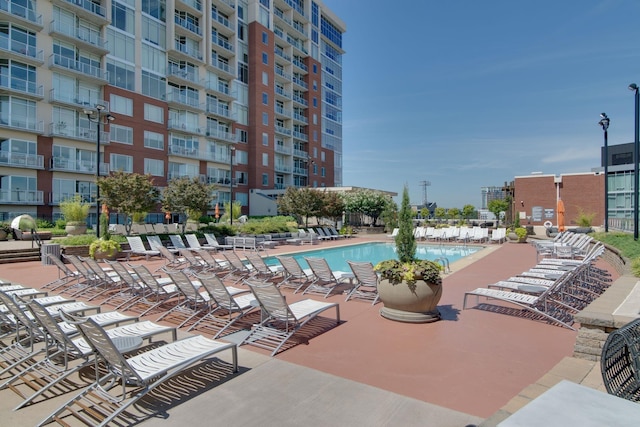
top-left (0, 235), bottom-right (627, 426)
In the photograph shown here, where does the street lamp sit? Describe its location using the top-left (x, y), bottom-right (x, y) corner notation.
top-left (83, 104), bottom-right (115, 238)
top-left (598, 113), bottom-right (610, 232)
top-left (629, 84), bottom-right (639, 240)
top-left (229, 145), bottom-right (235, 225)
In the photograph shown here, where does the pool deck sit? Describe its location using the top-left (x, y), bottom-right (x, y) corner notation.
top-left (0, 234), bottom-right (627, 426)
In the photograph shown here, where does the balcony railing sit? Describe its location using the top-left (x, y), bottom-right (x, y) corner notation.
top-left (0, 0), bottom-right (43, 26)
top-left (285, 0), bottom-right (305, 16)
top-left (172, 41), bottom-right (203, 61)
top-left (49, 20), bottom-right (107, 51)
top-left (275, 105), bottom-right (292, 118)
top-left (0, 75), bottom-right (43, 98)
top-left (205, 80), bottom-right (231, 97)
top-left (212, 35), bottom-right (234, 53)
top-left (50, 192), bottom-right (95, 204)
top-left (167, 64), bottom-right (200, 84)
top-left (211, 58), bottom-right (234, 76)
top-left (292, 130), bottom-right (308, 141)
top-left (49, 89), bottom-right (109, 110)
top-left (275, 67), bottom-right (292, 80)
top-left (207, 101), bottom-right (231, 118)
top-left (275, 47), bottom-right (291, 61)
top-left (275, 125), bottom-right (292, 136)
top-left (0, 117), bottom-right (43, 133)
top-left (165, 89), bottom-right (202, 109)
top-left (0, 35), bottom-right (44, 62)
top-left (293, 58), bottom-right (307, 71)
top-left (49, 157), bottom-right (109, 175)
top-left (0, 151), bottom-right (44, 169)
top-left (275, 86), bottom-right (292, 99)
top-left (275, 163), bottom-right (292, 173)
top-left (168, 144), bottom-right (200, 159)
top-left (275, 144), bottom-right (292, 154)
top-left (0, 190), bottom-right (43, 204)
top-left (205, 127), bottom-right (237, 143)
top-left (178, 0), bottom-right (202, 12)
top-left (293, 149), bottom-right (308, 158)
top-left (48, 123), bottom-right (110, 143)
top-left (167, 119), bottom-right (203, 135)
top-left (49, 54), bottom-right (107, 81)
top-left (293, 95), bottom-right (307, 106)
top-left (212, 10), bottom-right (231, 30)
top-left (292, 76), bottom-right (307, 89)
top-left (61, 0), bottom-right (105, 18)
top-left (175, 15), bottom-right (202, 36)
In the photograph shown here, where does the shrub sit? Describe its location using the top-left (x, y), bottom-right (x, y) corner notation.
top-left (36, 219), bottom-right (54, 229)
top-left (575, 209), bottom-right (596, 227)
top-left (59, 195), bottom-right (90, 222)
top-left (55, 219), bottom-right (66, 229)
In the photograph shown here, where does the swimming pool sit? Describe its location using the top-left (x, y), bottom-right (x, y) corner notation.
top-left (266, 242), bottom-right (482, 272)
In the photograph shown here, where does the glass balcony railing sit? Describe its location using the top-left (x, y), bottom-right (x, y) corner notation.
top-left (0, 35), bottom-right (43, 62)
top-left (0, 189), bottom-right (43, 204)
top-left (0, 75), bottom-right (43, 98)
top-left (0, 151), bottom-right (44, 168)
top-left (0, 0), bottom-right (43, 25)
top-left (49, 54), bottom-right (107, 80)
top-left (175, 15), bottom-right (202, 36)
top-left (49, 20), bottom-right (107, 50)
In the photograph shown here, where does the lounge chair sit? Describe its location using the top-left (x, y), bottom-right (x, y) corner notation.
top-left (245, 252), bottom-right (284, 281)
top-left (37, 314), bottom-right (237, 427)
top-left (346, 261), bottom-right (380, 305)
top-left (147, 235), bottom-right (174, 253)
top-left (125, 236), bottom-right (160, 260)
top-left (221, 251), bottom-right (255, 283)
top-left (42, 254), bottom-right (81, 292)
top-left (276, 256), bottom-right (314, 293)
top-left (185, 233), bottom-right (216, 251)
top-left (203, 233), bottom-right (233, 250)
top-left (169, 234), bottom-right (188, 250)
top-left (158, 270), bottom-right (211, 328)
top-left (241, 279), bottom-right (340, 356)
top-left (387, 228), bottom-right (399, 238)
top-left (303, 257), bottom-right (354, 298)
top-left (128, 264), bottom-right (179, 316)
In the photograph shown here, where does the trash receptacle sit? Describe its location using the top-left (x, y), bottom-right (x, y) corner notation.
top-left (41, 243), bottom-right (61, 265)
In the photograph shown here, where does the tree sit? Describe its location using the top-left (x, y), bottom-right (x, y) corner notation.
top-left (448, 207), bottom-right (460, 223)
top-left (462, 204), bottom-right (476, 221)
top-left (420, 207), bottom-right (430, 220)
top-left (97, 172), bottom-right (159, 235)
top-left (396, 185), bottom-right (416, 263)
top-left (162, 177), bottom-right (215, 233)
top-left (319, 190), bottom-right (345, 225)
top-left (222, 201), bottom-right (242, 223)
top-left (343, 189), bottom-right (391, 226)
top-left (380, 199), bottom-right (399, 232)
top-left (434, 207), bottom-right (446, 223)
top-left (488, 199), bottom-right (510, 226)
top-left (277, 187), bottom-right (323, 228)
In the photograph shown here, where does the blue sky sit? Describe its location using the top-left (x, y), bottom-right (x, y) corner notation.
top-left (322, 0), bottom-right (640, 208)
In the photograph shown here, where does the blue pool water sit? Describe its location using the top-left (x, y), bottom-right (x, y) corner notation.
top-left (265, 242), bottom-right (481, 272)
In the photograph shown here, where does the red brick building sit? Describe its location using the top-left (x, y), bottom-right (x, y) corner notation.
top-left (514, 172), bottom-right (604, 228)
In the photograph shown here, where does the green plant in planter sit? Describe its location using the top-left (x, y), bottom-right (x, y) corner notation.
top-left (59, 195), bottom-right (90, 223)
top-left (89, 238), bottom-right (122, 259)
top-left (374, 185), bottom-right (442, 291)
top-left (0, 222), bottom-right (11, 234)
top-left (514, 227), bottom-right (527, 241)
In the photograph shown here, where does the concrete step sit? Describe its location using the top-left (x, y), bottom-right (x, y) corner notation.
top-left (0, 248), bottom-right (41, 264)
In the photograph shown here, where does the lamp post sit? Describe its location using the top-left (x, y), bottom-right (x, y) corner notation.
top-left (229, 145), bottom-right (235, 225)
top-left (599, 113), bottom-right (610, 232)
top-left (630, 84), bottom-right (639, 240)
top-left (83, 104), bottom-right (114, 238)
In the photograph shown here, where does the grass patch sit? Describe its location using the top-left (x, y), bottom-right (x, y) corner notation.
top-left (591, 232), bottom-right (640, 259)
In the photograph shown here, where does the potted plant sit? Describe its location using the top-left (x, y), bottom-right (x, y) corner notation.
top-left (0, 222), bottom-right (11, 241)
top-left (59, 195), bottom-right (90, 236)
top-left (374, 185), bottom-right (443, 323)
top-left (89, 237), bottom-right (122, 260)
top-left (514, 227), bottom-right (528, 243)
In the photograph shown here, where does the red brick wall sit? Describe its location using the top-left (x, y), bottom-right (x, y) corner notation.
top-left (514, 173), bottom-right (604, 227)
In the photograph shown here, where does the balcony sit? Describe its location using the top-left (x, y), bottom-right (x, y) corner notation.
top-left (0, 76), bottom-right (44, 100)
top-left (0, 117), bottom-right (44, 134)
top-left (49, 20), bottom-right (108, 55)
top-left (275, 163), bottom-right (292, 173)
top-left (0, 35), bottom-right (44, 66)
top-left (275, 105), bottom-right (292, 119)
top-left (206, 101), bottom-right (231, 119)
top-left (53, 0), bottom-right (108, 25)
top-left (168, 144), bottom-right (201, 160)
top-left (167, 119), bottom-right (203, 136)
top-left (205, 127), bottom-right (237, 143)
top-left (204, 80), bottom-right (235, 101)
top-left (293, 166), bottom-right (308, 176)
top-left (212, 34), bottom-right (234, 53)
top-left (0, 0), bottom-right (43, 31)
top-left (0, 151), bottom-right (44, 169)
top-left (48, 123), bottom-right (110, 144)
top-left (167, 64), bottom-right (201, 86)
top-left (275, 125), bottom-right (292, 136)
top-left (212, 10), bottom-right (233, 34)
top-left (275, 144), bottom-right (292, 155)
top-left (293, 149), bottom-right (308, 158)
top-left (217, 0), bottom-right (236, 13)
top-left (275, 86), bottom-right (292, 100)
top-left (292, 76), bottom-right (307, 89)
top-left (49, 89), bottom-right (109, 111)
top-left (170, 41), bottom-right (203, 62)
top-left (49, 157), bottom-right (109, 175)
top-left (275, 67), bottom-right (292, 81)
top-left (50, 192), bottom-right (95, 205)
top-left (292, 58), bottom-right (307, 72)
top-left (275, 47), bottom-right (291, 62)
top-left (287, 36), bottom-right (308, 55)
top-left (177, 0), bottom-right (202, 13)
top-left (292, 94), bottom-right (307, 106)
top-left (0, 189), bottom-right (43, 205)
top-left (165, 89), bottom-right (202, 110)
top-left (292, 130), bottom-right (308, 141)
top-left (293, 112), bottom-right (307, 124)
top-left (175, 15), bottom-right (202, 37)
top-left (167, 171), bottom-right (200, 180)
top-left (49, 54), bottom-right (108, 83)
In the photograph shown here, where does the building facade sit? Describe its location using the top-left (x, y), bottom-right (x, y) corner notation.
top-left (0, 0), bottom-right (345, 225)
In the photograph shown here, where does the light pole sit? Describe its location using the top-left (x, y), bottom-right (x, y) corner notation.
top-left (599, 113), bottom-right (610, 232)
top-left (229, 145), bottom-right (235, 225)
top-left (83, 104), bottom-right (114, 238)
top-left (630, 84), bottom-right (639, 240)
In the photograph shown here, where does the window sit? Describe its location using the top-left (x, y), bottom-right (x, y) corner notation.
top-left (313, 63), bottom-right (317, 73)
top-left (321, 151), bottom-right (326, 161)
top-left (144, 158), bottom-right (164, 176)
top-left (109, 94), bottom-right (133, 116)
top-left (110, 124), bottom-right (133, 144)
top-left (313, 130), bottom-right (318, 142)
top-left (321, 167), bottom-right (325, 177)
top-left (262, 133), bottom-right (268, 146)
top-left (141, 70), bottom-right (166, 100)
top-left (112, 1), bottom-right (135, 34)
top-left (142, 0), bottom-right (166, 21)
top-left (107, 28), bottom-right (135, 62)
top-left (262, 92), bottom-right (268, 105)
top-left (262, 173), bottom-right (268, 186)
top-left (262, 52), bottom-right (268, 65)
top-left (107, 58), bottom-right (135, 91)
top-left (313, 113), bottom-right (317, 125)
top-left (262, 71), bottom-right (268, 85)
top-left (110, 153), bottom-right (133, 173)
top-left (237, 129), bottom-right (248, 143)
top-left (0, 95), bottom-right (36, 130)
top-left (262, 112), bottom-right (268, 126)
top-left (144, 130), bottom-right (164, 150)
top-left (238, 63), bottom-right (248, 84)
top-left (142, 15), bottom-right (166, 47)
top-left (313, 80), bottom-right (318, 91)
top-left (262, 153), bottom-right (269, 166)
top-left (262, 32), bottom-right (268, 44)
top-left (144, 104), bottom-right (164, 123)
top-left (313, 97), bottom-right (317, 107)
top-left (141, 43), bottom-right (166, 74)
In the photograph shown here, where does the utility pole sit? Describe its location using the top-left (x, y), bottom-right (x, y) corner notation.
top-left (419, 180), bottom-right (431, 206)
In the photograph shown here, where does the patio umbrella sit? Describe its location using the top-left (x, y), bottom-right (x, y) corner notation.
top-left (11, 214), bottom-right (36, 231)
top-left (214, 203), bottom-right (220, 220)
top-left (557, 199), bottom-right (565, 232)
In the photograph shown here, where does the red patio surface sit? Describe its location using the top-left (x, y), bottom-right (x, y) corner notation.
top-left (0, 237), bottom-right (618, 419)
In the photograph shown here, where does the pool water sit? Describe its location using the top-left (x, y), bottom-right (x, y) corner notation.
top-left (265, 242), bottom-right (481, 272)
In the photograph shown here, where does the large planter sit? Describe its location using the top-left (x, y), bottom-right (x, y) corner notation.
top-left (0, 230), bottom-right (7, 241)
top-left (65, 221), bottom-right (87, 236)
top-left (378, 278), bottom-right (443, 323)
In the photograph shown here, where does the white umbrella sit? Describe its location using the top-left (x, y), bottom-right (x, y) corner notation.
top-left (11, 214), bottom-right (36, 231)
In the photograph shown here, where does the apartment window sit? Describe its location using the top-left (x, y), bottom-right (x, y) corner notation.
top-left (262, 173), bottom-right (268, 186)
top-left (235, 150), bottom-right (248, 164)
top-left (141, 43), bottom-right (166, 74)
top-left (144, 130), bottom-right (164, 150)
top-left (262, 112), bottom-right (268, 126)
top-left (321, 151), bottom-right (326, 161)
top-left (0, 95), bottom-right (36, 129)
top-left (313, 130), bottom-right (318, 142)
top-left (112, 1), bottom-right (135, 34)
top-left (262, 71), bottom-right (268, 86)
top-left (142, 0), bottom-right (166, 21)
top-left (107, 29), bottom-right (135, 62)
top-left (313, 63), bottom-right (317, 73)
top-left (109, 94), bottom-right (133, 116)
top-left (144, 158), bottom-right (164, 176)
top-left (262, 92), bottom-right (268, 105)
top-left (144, 104), bottom-right (164, 123)
top-left (238, 63), bottom-right (248, 84)
top-left (262, 153), bottom-right (268, 166)
top-left (262, 32), bottom-right (268, 44)
top-left (313, 113), bottom-right (317, 125)
top-left (110, 124), bottom-right (133, 145)
top-left (110, 153), bottom-right (133, 173)
top-left (106, 58), bottom-right (135, 90)
top-left (321, 167), bottom-right (325, 177)
top-left (237, 129), bottom-right (248, 143)
top-left (313, 97), bottom-right (317, 107)
top-left (142, 15), bottom-right (166, 48)
top-left (262, 132), bottom-right (268, 146)
top-left (313, 80), bottom-right (318, 91)
top-left (262, 52), bottom-right (268, 65)
top-left (141, 70), bottom-right (166, 100)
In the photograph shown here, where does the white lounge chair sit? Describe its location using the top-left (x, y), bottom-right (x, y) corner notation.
top-left (125, 236), bottom-right (160, 260)
top-left (346, 261), bottom-right (380, 305)
top-left (303, 257), bottom-right (354, 298)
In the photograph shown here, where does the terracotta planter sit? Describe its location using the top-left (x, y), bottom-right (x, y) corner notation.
top-left (378, 278), bottom-right (442, 323)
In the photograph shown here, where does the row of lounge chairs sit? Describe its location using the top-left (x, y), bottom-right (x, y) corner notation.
top-left (388, 226), bottom-right (502, 244)
top-left (463, 242), bottom-right (610, 329)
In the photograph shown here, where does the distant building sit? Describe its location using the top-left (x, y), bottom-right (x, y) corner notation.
top-left (481, 186), bottom-right (507, 209)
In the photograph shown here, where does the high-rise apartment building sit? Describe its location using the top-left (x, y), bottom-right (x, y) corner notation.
top-left (0, 0), bottom-right (345, 225)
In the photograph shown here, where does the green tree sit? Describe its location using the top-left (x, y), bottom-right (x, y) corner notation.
top-left (343, 189), bottom-right (391, 226)
top-left (448, 207), bottom-right (460, 222)
top-left (488, 199), bottom-right (510, 226)
top-left (462, 204), bottom-right (476, 221)
top-left (222, 201), bottom-right (242, 223)
top-left (319, 190), bottom-right (346, 225)
top-left (98, 172), bottom-right (159, 235)
top-left (277, 187), bottom-right (323, 228)
top-left (162, 177), bottom-right (215, 233)
top-left (434, 207), bottom-right (446, 223)
top-left (380, 199), bottom-right (399, 232)
top-left (420, 207), bottom-right (430, 220)
top-left (396, 185), bottom-right (416, 263)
